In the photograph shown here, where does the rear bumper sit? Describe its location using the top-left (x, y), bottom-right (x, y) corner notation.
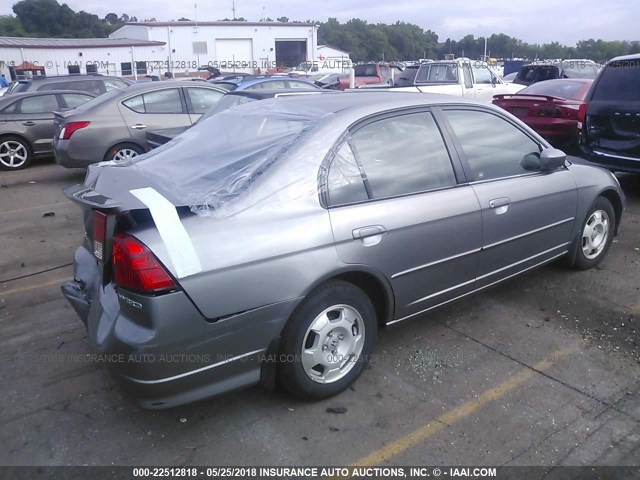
top-left (579, 147), bottom-right (640, 174)
top-left (61, 245), bottom-right (299, 409)
top-left (53, 138), bottom-right (95, 169)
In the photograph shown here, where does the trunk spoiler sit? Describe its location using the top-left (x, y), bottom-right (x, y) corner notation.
top-left (493, 94), bottom-right (568, 103)
top-left (63, 184), bottom-right (122, 212)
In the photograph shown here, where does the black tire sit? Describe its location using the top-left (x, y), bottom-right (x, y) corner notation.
top-left (104, 143), bottom-right (143, 161)
top-left (572, 197), bottom-right (616, 270)
top-left (0, 135), bottom-right (32, 171)
top-left (277, 280), bottom-right (377, 399)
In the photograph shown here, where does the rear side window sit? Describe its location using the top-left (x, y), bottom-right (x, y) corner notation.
top-left (18, 95), bottom-right (60, 113)
top-left (444, 109), bottom-right (541, 181)
top-left (123, 89), bottom-right (183, 114)
top-left (591, 60), bottom-right (640, 101)
top-left (326, 143), bottom-right (369, 206)
top-left (415, 64), bottom-right (458, 83)
top-left (350, 112), bottom-right (456, 199)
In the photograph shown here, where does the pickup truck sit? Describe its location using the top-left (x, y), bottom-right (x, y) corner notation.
top-left (361, 59), bottom-right (525, 101)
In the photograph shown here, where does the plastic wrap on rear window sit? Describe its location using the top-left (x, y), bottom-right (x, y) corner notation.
top-left (87, 99), bottom-right (361, 217)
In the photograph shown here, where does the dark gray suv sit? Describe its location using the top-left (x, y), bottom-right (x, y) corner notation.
top-left (5, 74), bottom-right (130, 97)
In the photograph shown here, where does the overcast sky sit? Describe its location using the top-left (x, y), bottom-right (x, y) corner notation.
top-left (2, 0), bottom-right (638, 45)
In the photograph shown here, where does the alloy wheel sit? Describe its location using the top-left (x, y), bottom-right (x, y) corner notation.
top-left (301, 304), bottom-right (365, 384)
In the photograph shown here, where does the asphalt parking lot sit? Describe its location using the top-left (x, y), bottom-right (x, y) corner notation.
top-left (1, 157), bottom-right (639, 468)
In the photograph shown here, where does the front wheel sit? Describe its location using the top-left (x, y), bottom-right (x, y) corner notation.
top-left (277, 281), bottom-right (377, 399)
top-left (572, 197), bottom-right (615, 269)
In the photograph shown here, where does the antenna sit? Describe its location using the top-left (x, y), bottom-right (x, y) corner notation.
top-left (194, 3), bottom-right (198, 31)
top-left (232, 0), bottom-right (236, 19)
top-left (262, 5), bottom-right (266, 21)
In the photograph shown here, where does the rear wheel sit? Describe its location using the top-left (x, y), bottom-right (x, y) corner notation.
top-left (105, 143), bottom-right (143, 162)
top-left (0, 136), bottom-right (32, 171)
top-left (278, 281), bottom-right (376, 399)
top-left (572, 197), bottom-right (615, 269)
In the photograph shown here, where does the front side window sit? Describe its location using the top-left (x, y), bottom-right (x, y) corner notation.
top-left (472, 66), bottom-right (493, 84)
top-left (61, 93), bottom-right (93, 109)
top-left (18, 95), bottom-right (59, 113)
top-left (443, 109), bottom-right (542, 181)
top-left (185, 87), bottom-right (224, 114)
top-left (350, 112), bottom-right (456, 199)
top-left (104, 78), bottom-right (128, 91)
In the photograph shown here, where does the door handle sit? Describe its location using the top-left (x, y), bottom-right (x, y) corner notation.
top-left (23, 121), bottom-right (36, 126)
top-left (489, 198), bottom-right (510, 208)
top-left (489, 197), bottom-right (510, 215)
top-left (130, 124), bottom-right (147, 130)
top-left (352, 225), bottom-right (386, 240)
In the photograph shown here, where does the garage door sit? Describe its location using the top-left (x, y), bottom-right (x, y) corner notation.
top-left (215, 39), bottom-right (254, 73)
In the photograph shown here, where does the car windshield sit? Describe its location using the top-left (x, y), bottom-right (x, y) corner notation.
top-left (591, 59), bottom-right (640, 101)
top-left (561, 62), bottom-right (600, 79)
top-left (518, 65), bottom-right (559, 83)
top-left (126, 101), bottom-right (318, 215)
top-left (520, 80), bottom-right (588, 100)
top-left (67, 87), bottom-right (122, 111)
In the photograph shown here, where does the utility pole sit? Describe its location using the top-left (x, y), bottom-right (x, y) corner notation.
top-left (232, 0), bottom-right (236, 20)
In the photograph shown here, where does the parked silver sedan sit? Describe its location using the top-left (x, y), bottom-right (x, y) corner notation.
top-left (52, 80), bottom-right (227, 167)
top-left (61, 92), bottom-right (624, 408)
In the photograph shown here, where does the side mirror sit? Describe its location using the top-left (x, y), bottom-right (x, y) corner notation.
top-left (539, 148), bottom-right (567, 171)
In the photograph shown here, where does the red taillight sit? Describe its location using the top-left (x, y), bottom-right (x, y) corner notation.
top-left (92, 210), bottom-right (107, 261)
top-left (577, 102), bottom-right (588, 124)
top-left (112, 234), bottom-right (176, 293)
top-left (60, 121), bottom-right (90, 140)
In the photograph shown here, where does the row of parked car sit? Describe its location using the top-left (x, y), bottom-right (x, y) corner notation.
top-left (1, 53), bottom-right (638, 174)
top-left (0, 73), bottom-right (322, 170)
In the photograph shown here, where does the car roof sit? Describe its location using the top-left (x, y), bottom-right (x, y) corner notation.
top-left (249, 91), bottom-right (484, 121)
top-left (239, 77), bottom-right (316, 86)
top-left (228, 88), bottom-right (328, 99)
top-left (607, 53), bottom-right (640, 63)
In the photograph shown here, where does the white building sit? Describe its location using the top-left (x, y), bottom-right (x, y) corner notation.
top-left (0, 21), bottom-right (319, 79)
top-left (109, 21), bottom-right (319, 75)
top-left (0, 37), bottom-right (166, 79)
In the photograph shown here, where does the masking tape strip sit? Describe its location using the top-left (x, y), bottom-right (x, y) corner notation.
top-left (130, 187), bottom-right (202, 279)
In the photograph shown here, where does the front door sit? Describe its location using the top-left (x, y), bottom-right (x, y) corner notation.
top-left (441, 107), bottom-right (578, 286)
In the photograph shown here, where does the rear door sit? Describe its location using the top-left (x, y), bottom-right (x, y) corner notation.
top-left (12, 94), bottom-right (61, 154)
top-left (118, 87), bottom-right (190, 143)
top-left (325, 109), bottom-right (482, 322)
top-left (441, 107), bottom-right (578, 287)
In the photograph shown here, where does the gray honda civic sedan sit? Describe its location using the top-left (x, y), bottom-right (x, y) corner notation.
top-left (61, 92), bottom-right (624, 409)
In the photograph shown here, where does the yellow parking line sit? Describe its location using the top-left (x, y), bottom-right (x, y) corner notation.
top-left (0, 201), bottom-right (70, 216)
top-left (0, 277), bottom-right (69, 297)
top-left (348, 344), bottom-right (578, 469)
